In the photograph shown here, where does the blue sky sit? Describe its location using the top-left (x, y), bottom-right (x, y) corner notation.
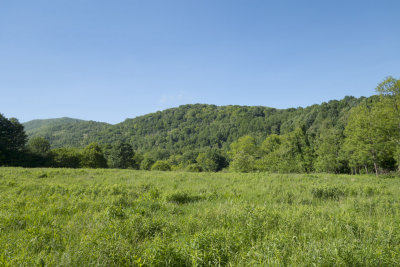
top-left (1, 0), bottom-right (399, 124)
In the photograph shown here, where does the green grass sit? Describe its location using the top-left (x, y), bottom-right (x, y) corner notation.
top-left (1, 167), bottom-right (400, 266)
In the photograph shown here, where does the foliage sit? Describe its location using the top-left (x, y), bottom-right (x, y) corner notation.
top-left (3, 76), bottom-right (400, 174)
top-left (27, 136), bottom-right (50, 155)
top-left (196, 149), bottom-right (227, 172)
top-left (314, 127), bottom-right (344, 173)
top-left (375, 76), bottom-right (400, 169)
top-left (132, 153), bottom-right (144, 170)
top-left (81, 143), bottom-right (108, 168)
top-left (185, 163), bottom-right (202, 172)
top-left (0, 114), bottom-right (27, 166)
top-left (109, 142), bottom-right (134, 169)
top-left (140, 157), bottom-right (155, 170)
top-left (51, 148), bottom-right (82, 168)
top-left (229, 136), bottom-right (259, 172)
top-left (23, 97), bottom-right (362, 155)
top-left (151, 160), bottom-right (171, 171)
top-left (343, 98), bottom-right (395, 174)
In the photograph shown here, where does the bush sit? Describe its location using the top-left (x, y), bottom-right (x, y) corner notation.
top-left (51, 148), bottom-right (82, 168)
top-left (81, 143), bottom-right (107, 168)
top-left (141, 157), bottom-right (155, 170)
top-left (185, 164), bottom-right (202, 172)
top-left (151, 160), bottom-right (171, 171)
top-left (166, 192), bottom-right (202, 204)
top-left (109, 142), bottom-right (134, 169)
top-left (311, 186), bottom-right (347, 200)
top-left (196, 149), bottom-right (227, 172)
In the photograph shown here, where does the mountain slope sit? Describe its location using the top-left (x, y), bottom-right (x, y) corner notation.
top-left (23, 117), bottom-right (86, 133)
top-left (24, 118), bottom-right (111, 148)
top-left (23, 96), bottom-right (364, 153)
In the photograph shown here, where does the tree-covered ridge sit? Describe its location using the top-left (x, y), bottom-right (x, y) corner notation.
top-left (2, 76), bottom-right (400, 174)
top-left (24, 118), bottom-right (111, 148)
top-left (23, 117), bottom-right (86, 132)
top-left (23, 96), bottom-right (362, 154)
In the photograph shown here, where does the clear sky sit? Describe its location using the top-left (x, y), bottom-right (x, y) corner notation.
top-left (1, 0), bottom-right (399, 124)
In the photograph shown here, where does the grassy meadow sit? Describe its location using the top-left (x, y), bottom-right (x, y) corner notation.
top-left (1, 168), bottom-right (400, 266)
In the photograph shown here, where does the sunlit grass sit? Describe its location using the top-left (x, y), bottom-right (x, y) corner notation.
top-left (1, 167), bottom-right (399, 266)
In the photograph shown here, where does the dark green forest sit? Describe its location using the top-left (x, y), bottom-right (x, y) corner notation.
top-left (2, 77), bottom-right (399, 174)
top-left (23, 96), bottom-right (359, 151)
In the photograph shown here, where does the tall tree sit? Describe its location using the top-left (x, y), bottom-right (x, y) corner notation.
top-left (314, 127), bottom-right (343, 173)
top-left (81, 143), bottom-right (108, 168)
top-left (343, 100), bottom-right (394, 175)
top-left (27, 137), bottom-right (51, 155)
top-left (229, 135), bottom-right (259, 172)
top-left (278, 128), bottom-right (314, 173)
top-left (257, 134), bottom-right (284, 171)
top-left (109, 142), bottom-right (134, 169)
top-left (196, 149), bottom-right (227, 172)
top-left (375, 76), bottom-right (400, 169)
top-left (0, 114), bottom-right (27, 166)
top-left (25, 136), bottom-right (52, 167)
top-left (51, 148), bottom-right (82, 168)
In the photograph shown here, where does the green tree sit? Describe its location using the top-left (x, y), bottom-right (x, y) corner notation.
top-left (181, 151), bottom-right (198, 165)
top-left (272, 128), bottom-right (314, 173)
top-left (196, 149), bottom-right (227, 172)
top-left (343, 100), bottom-right (394, 175)
top-left (23, 99), bottom-right (364, 161)
top-left (132, 153), bottom-right (144, 170)
top-left (257, 134), bottom-right (284, 172)
top-left (375, 76), bottom-right (400, 169)
top-left (314, 128), bottom-right (343, 173)
top-left (26, 137), bottom-right (51, 167)
top-left (151, 160), bottom-right (171, 171)
top-left (51, 148), bottom-right (82, 168)
top-left (185, 163), bottom-right (202, 172)
top-left (229, 135), bottom-right (259, 172)
top-left (141, 157), bottom-right (155, 170)
top-left (0, 115), bottom-right (27, 166)
top-left (27, 137), bottom-right (50, 155)
top-left (81, 143), bottom-right (108, 168)
top-left (109, 142), bottom-right (134, 169)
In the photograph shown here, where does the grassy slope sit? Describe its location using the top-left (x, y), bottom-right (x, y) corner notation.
top-left (1, 168), bottom-right (399, 266)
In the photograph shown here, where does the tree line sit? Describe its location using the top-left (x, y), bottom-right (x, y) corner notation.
top-left (23, 96), bottom-right (361, 153)
top-left (229, 77), bottom-right (400, 175)
top-left (1, 77), bottom-right (399, 174)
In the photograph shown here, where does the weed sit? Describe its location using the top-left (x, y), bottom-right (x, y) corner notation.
top-left (166, 192), bottom-right (203, 204)
top-left (0, 167), bottom-right (399, 265)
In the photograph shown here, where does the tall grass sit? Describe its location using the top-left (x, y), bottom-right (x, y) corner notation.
top-left (0, 167), bottom-right (399, 266)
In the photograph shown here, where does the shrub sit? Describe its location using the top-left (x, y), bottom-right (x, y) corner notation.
top-left (311, 186), bottom-right (347, 200)
top-left (81, 143), bottom-right (107, 168)
top-left (166, 192), bottom-right (202, 204)
top-left (141, 157), bottom-right (155, 170)
top-left (185, 164), bottom-right (202, 172)
top-left (151, 160), bottom-right (171, 171)
top-left (51, 148), bottom-right (82, 168)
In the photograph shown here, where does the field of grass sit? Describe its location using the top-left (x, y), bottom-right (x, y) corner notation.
top-left (1, 168), bottom-right (400, 266)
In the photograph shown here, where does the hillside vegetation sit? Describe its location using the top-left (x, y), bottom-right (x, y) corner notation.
top-left (24, 118), bottom-right (111, 148)
top-left (1, 76), bottom-right (399, 174)
top-left (1, 168), bottom-right (400, 266)
top-left (24, 96), bottom-right (361, 152)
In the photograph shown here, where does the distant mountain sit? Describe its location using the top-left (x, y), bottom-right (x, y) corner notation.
top-left (23, 96), bottom-right (364, 153)
top-left (23, 117), bottom-right (111, 148)
top-left (24, 117), bottom-right (86, 132)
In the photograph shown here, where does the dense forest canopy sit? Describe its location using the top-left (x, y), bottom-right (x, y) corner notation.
top-left (1, 76), bottom-right (399, 174)
top-left (23, 96), bottom-right (361, 153)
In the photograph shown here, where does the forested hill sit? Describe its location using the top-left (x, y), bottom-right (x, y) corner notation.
top-left (24, 117), bottom-right (87, 132)
top-left (23, 96), bottom-right (363, 153)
